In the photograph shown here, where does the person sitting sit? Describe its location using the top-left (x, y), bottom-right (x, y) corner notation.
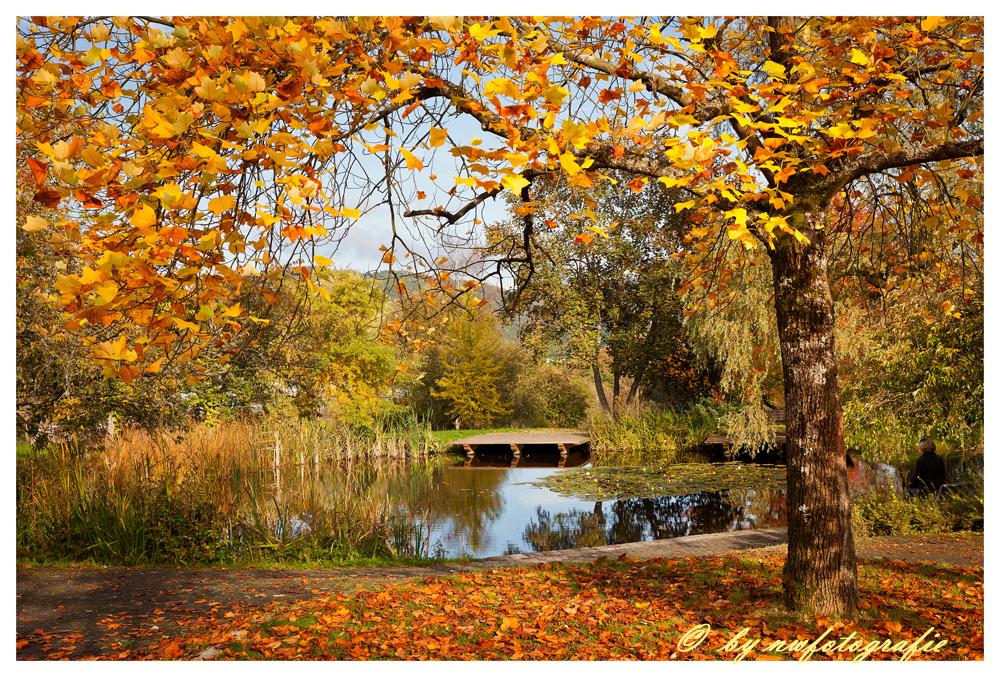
top-left (906, 438), bottom-right (946, 496)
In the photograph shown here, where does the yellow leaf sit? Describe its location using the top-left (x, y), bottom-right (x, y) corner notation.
top-left (428, 16), bottom-right (461, 32)
top-left (173, 317), bottom-right (200, 332)
top-left (79, 267), bottom-right (103, 285)
top-left (54, 274), bottom-right (82, 297)
top-left (559, 152), bottom-right (582, 176)
top-left (131, 204), bottom-right (157, 228)
top-left (400, 148), bottom-right (423, 171)
top-left (95, 284), bottom-right (118, 304)
top-left (921, 16), bottom-right (943, 32)
top-left (724, 208), bottom-right (748, 226)
top-left (241, 70), bottom-right (267, 92)
top-left (542, 84), bottom-right (569, 106)
top-left (429, 127), bottom-right (448, 148)
top-left (762, 61), bottom-right (786, 79)
top-left (851, 49), bottom-right (870, 66)
top-left (314, 255), bottom-right (333, 267)
top-left (23, 215), bottom-right (49, 232)
top-left (164, 47), bottom-right (190, 70)
top-left (208, 195), bottom-right (236, 216)
top-left (501, 174), bottom-right (530, 194)
top-left (675, 200), bottom-right (696, 212)
top-left (144, 357), bottom-right (164, 373)
top-left (340, 207), bottom-right (361, 219)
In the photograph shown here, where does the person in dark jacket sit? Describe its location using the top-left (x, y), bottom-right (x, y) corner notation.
top-left (907, 438), bottom-right (947, 496)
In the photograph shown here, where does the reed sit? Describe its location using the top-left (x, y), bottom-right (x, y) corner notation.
top-left (17, 415), bottom-right (444, 567)
top-left (588, 400), bottom-right (722, 466)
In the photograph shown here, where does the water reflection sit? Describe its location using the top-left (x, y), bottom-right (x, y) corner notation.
top-left (227, 449), bottom-right (974, 560)
top-left (514, 489), bottom-right (787, 554)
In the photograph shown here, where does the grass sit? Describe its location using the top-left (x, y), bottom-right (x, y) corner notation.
top-left (120, 552), bottom-right (983, 661)
top-left (587, 399), bottom-right (728, 465)
top-left (16, 416), bottom-right (454, 568)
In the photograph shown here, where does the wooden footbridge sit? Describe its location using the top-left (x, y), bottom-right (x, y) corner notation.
top-left (703, 409), bottom-right (787, 455)
top-left (448, 430), bottom-right (591, 468)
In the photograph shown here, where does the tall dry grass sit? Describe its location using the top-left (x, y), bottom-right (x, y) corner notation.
top-left (17, 416), bottom-right (443, 566)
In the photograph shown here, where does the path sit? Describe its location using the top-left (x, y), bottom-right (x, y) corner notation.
top-left (16, 529), bottom-right (983, 660)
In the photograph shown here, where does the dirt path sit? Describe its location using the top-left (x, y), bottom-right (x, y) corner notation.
top-left (16, 531), bottom-right (983, 660)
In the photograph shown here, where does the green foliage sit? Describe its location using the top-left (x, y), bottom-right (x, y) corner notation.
top-left (588, 398), bottom-right (732, 465)
top-left (841, 297), bottom-right (984, 459)
top-left (682, 246), bottom-right (784, 434)
top-left (406, 304), bottom-right (592, 430)
top-left (488, 175), bottom-right (698, 411)
top-left (850, 491), bottom-right (951, 538)
top-left (16, 263), bottom-right (401, 440)
top-left (527, 365), bottom-right (591, 428)
top-left (851, 468), bottom-right (984, 538)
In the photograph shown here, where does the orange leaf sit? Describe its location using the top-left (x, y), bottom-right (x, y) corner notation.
top-left (208, 195), bottom-right (236, 215)
top-left (26, 157), bottom-right (48, 184)
top-left (598, 88), bottom-right (621, 103)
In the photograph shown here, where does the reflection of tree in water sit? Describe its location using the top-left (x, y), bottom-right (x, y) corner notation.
top-left (521, 488), bottom-right (788, 552)
top-left (521, 507), bottom-right (609, 552)
top-left (407, 467), bottom-right (508, 553)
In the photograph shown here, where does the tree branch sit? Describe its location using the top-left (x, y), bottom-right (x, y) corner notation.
top-left (818, 138), bottom-right (983, 205)
top-left (403, 187), bottom-right (502, 224)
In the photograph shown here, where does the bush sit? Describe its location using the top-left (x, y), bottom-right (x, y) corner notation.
top-left (519, 365), bottom-right (591, 428)
top-left (851, 485), bottom-right (984, 538)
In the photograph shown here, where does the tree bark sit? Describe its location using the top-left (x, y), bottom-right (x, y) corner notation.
top-left (769, 211), bottom-right (859, 616)
top-left (626, 355), bottom-right (648, 405)
top-left (593, 362), bottom-right (611, 413)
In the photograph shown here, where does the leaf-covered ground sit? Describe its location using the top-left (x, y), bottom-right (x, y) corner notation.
top-left (525, 463), bottom-right (787, 501)
top-left (18, 551), bottom-right (982, 661)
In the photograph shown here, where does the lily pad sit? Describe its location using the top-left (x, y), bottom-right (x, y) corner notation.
top-left (523, 462), bottom-right (787, 501)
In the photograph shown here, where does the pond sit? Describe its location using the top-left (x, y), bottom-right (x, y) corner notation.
top-left (242, 445), bottom-right (979, 560)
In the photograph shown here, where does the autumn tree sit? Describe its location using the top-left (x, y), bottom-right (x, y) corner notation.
top-left (430, 305), bottom-right (511, 429)
top-left (488, 175), bottom-right (690, 413)
top-left (17, 16), bottom-right (983, 616)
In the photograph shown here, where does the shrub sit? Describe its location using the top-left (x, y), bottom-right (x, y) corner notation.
top-left (526, 365), bottom-right (591, 428)
top-left (851, 485), bottom-right (984, 538)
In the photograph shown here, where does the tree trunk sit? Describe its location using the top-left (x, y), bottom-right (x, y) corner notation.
top-left (613, 369), bottom-right (621, 416)
top-left (593, 362), bottom-right (611, 413)
top-left (769, 211), bottom-right (859, 617)
top-left (626, 355), bottom-right (648, 405)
